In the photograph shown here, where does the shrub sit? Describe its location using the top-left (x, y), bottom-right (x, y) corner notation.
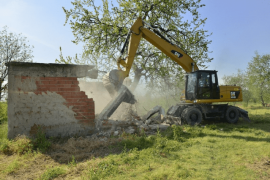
top-left (32, 128), bottom-right (51, 153)
top-left (0, 102), bottom-right (7, 124)
top-left (0, 128), bottom-right (51, 155)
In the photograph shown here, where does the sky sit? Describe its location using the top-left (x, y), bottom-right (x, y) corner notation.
top-left (0, 0), bottom-right (270, 84)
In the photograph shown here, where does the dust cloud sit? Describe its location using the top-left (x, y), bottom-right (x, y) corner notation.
top-left (78, 79), bottom-right (141, 120)
top-left (78, 80), bottom-right (111, 114)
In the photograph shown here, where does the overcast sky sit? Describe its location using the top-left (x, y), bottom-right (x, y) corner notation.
top-left (1, 0), bottom-right (270, 84)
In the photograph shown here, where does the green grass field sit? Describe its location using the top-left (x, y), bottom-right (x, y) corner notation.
top-left (0, 102), bottom-right (270, 179)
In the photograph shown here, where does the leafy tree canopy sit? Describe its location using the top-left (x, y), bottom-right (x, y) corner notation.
top-left (62, 0), bottom-right (212, 90)
top-left (0, 26), bottom-right (34, 100)
top-left (247, 52), bottom-right (270, 106)
top-left (222, 69), bottom-right (253, 106)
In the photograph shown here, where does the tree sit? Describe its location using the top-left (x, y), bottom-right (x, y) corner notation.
top-left (0, 26), bottom-right (34, 100)
top-left (62, 0), bottom-right (212, 92)
top-left (222, 69), bottom-right (253, 106)
top-left (247, 52), bottom-right (270, 107)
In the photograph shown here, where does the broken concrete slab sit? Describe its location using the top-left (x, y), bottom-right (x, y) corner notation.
top-left (167, 105), bottom-right (182, 116)
top-left (165, 115), bottom-right (182, 125)
top-left (142, 106), bottom-right (166, 121)
top-left (95, 85), bottom-right (136, 130)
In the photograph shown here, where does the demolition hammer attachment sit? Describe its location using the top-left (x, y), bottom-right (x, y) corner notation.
top-left (102, 69), bottom-right (135, 104)
top-left (96, 70), bottom-right (136, 124)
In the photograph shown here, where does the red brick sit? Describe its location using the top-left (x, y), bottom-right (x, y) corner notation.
top-left (38, 88), bottom-right (48, 92)
top-left (71, 95), bottom-right (87, 99)
top-left (57, 92), bottom-right (72, 96)
top-left (72, 106), bottom-right (86, 110)
top-left (37, 85), bottom-right (54, 88)
top-left (81, 112), bottom-right (95, 116)
top-left (41, 81), bottom-right (50, 84)
top-left (58, 81), bottom-right (73, 84)
top-left (56, 77), bottom-right (77, 81)
top-left (66, 99), bottom-right (79, 103)
top-left (73, 92), bottom-right (85, 95)
top-left (72, 81), bottom-right (79, 85)
top-left (48, 81), bottom-right (58, 84)
top-left (88, 109), bottom-right (95, 112)
top-left (57, 84), bottom-right (72, 88)
top-left (49, 88), bottom-right (58, 91)
top-left (68, 102), bottom-right (82, 106)
top-left (59, 88), bottom-right (80, 91)
top-left (74, 116), bottom-right (86, 120)
top-left (71, 85), bottom-right (79, 88)
top-left (81, 109), bottom-right (92, 112)
top-left (56, 81), bottom-right (66, 84)
top-left (40, 77), bottom-right (57, 80)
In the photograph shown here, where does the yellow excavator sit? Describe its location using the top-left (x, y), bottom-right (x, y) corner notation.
top-left (103, 17), bottom-right (250, 125)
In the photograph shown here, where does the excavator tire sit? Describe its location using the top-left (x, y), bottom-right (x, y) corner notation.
top-left (181, 107), bottom-right (202, 126)
top-left (225, 106), bottom-right (239, 124)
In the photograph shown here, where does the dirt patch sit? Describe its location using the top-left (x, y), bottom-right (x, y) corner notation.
top-left (48, 136), bottom-right (124, 164)
top-left (246, 158), bottom-right (270, 179)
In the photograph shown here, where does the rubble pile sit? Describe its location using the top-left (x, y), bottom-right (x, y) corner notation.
top-left (96, 105), bottom-right (182, 137)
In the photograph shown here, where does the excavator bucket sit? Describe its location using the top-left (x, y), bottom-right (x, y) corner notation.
top-left (102, 69), bottom-right (126, 97)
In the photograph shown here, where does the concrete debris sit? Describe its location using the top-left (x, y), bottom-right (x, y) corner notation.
top-left (92, 106), bottom-right (184, 137)
top-left (95, 85), bottom-right (136, 129)
top-left (145, 119), bottom-right (152, 125)
top-left (142, 106), bottom-right (166, 122)
top-left (87, 69), bottom-right (98, 79)
top-left (167, 105), bottom-right (183, 116)
top-left (118, 103), bottom-right (140, 121)
top-left (139, 124), bottom-right (149, 131)
top-left (113, 131), bottom-right (119, 136)
top-left (165, 115), bottom-right (182, 125)
top-left (125, 127), bottom-right (135, 134)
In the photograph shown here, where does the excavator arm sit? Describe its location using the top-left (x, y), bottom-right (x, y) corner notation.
top-left (103, 17), bottom-right (199, 98)
top-left (117, 17), bottom-right (198, 78)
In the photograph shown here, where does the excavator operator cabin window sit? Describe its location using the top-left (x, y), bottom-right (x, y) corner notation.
top-left (212, 74), bottom-right (216, 84)
top-left (187, 73), bottom-right (197, 93)
top-left (198, 72), bottom-right (210, 87)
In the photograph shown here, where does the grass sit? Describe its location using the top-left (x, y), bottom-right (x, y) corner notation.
top-left (0, 101), bottom-right (270, 179)
top-left (39, 167), bottom-right (66, 180)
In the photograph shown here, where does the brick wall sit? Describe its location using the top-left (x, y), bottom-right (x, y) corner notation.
top-left (21, 76), bottom-right (95, 125)
top-left (7, 62), bottom-right (98, 139)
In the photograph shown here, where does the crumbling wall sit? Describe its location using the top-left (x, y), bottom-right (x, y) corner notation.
top-left (7, 62), bottom-right (97, 139)
top-left (78, 81), bottom-right (111, 114)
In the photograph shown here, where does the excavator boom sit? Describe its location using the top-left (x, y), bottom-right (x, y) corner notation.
top-left (118, 17), bottom-right (198, 78)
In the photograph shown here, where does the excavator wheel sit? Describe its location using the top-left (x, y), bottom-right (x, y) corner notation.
top-left (225, 106), bottom-right (239, 124)
top-left (181, 107), bottom-right (202, 126)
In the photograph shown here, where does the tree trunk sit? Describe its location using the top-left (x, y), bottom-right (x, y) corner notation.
top-left (130, 67), bottom-right (143, 92)
top-left (260, 95), bottom-right (265, 107)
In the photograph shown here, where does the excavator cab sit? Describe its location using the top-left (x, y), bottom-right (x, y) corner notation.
top-left (185, 70), bottom-right (220, 100)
